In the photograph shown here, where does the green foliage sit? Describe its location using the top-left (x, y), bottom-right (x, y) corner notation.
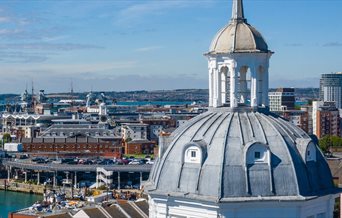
top-left (25, 180), bottom-right (36, 185)
top-left (3, 133), bottom-right (11, 143)
top-left (318, 135), bottom-right (342, 153)
top-left (294, 105), bottom-right (301, 110)
top-left (125, 154), bottom-right (154, 159)
top-left (98, 185), bottom-right (107, 190)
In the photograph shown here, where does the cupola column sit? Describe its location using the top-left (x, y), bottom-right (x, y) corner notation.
top-left (250, 66), bottom-right (257, 107)
top-left (213, 68), bottom-right (222, 107)
top-left (229, 66), bottom-right (238, 108)
top-left (239, 66), bottom-right (248, 104)
top-left (221, 67), bottom-right (228, 105)
top-left (208, 69), bottom-right (214, 107)
top-left (257, 70), bottom-right (263, 106)
top-left (262, 66), bottom-right (269, 107)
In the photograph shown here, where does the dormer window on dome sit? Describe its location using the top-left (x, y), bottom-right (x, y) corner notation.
top-left (246, 142), bottom-right (270, 165)
top-left (306, 142), bottom-right (317, 162)
top-left (185, 146), bottom-right (201, 164)
top-left (183, 140), bottom-right (207, 164)
top-left (296, 138), bottom-right (317, 163)
top-left (245, 142), bottom-right (272, 195)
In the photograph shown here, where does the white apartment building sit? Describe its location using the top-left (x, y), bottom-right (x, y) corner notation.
top-left (121, 123), bottom-right (148, 140)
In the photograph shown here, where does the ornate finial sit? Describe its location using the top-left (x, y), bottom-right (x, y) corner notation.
top-left (232, 0), bottom-right (245, 22)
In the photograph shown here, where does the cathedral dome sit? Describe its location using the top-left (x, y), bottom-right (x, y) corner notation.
top-left (145, 108), bottom-right (335, 202)
top-left (209, 21), bottom-right (269, 54)
top-left (146, 1), bottom-right (339, 217)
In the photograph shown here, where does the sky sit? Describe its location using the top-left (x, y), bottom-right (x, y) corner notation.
top-left (0, 0), bottom-right (342, 93)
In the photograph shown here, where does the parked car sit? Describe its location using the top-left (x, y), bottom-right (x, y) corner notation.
top-left (124, 184), bottom-right (132, 189)
top-left (139, 159), bottom-right (147, 164)
top-left (33, 157), bottom-right (49, 164)
top-left (146, 160), bottom-right (154, 164)
top-left (128, 160), bottom-right (140, 165)
top-left (132, 184), bottom-right (140, 189)
top-left (18, 154), bottom-right (29, 159)
top-left (121, 159), bottom-right (129, 165)
top-left (52, 159), bottom-right (62, 164)
top-left (32, 157), bottom-right (43, 162)
top-left (67, 160), bottom-right (78, 165)
top-left (82, 160), bottom-right (93, 165)
top-left (61, 158), bottom-right (74, 164)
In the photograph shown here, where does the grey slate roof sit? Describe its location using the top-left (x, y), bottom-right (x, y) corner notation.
top-left (39, 124), bottom-right (116, 139)
top-left (83, 208), bottom-right (107, 218)
top-left (105, 204), bottom-right (128, 218)
top-left (145, 107), bottom-right (336, 203)
top-left (209, 21), bottom-right (269, 54)
top-left (118, 201), bottom-right (144, 218)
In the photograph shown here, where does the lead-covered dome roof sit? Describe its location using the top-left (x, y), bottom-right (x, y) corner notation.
top-left (209, 21), bottom-right (269, 54)
top-left (208, 0), bottom-right (270, 54)
top-left (145, 108), bottom-right (335, 202)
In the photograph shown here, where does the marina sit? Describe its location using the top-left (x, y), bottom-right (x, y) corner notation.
top-left (0, 190), bottom-right (41, 218)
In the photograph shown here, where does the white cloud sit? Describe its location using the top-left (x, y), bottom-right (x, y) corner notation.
top-left (0, 43), bottom-right (104, 51)
top-left (115, 0), bottom-right (212, 26)
top-left (135, 46), bottom-right (163, 52)
top-left (0, 61), bottom-right (138, 76)
top-left (0, 29), bottom-right (23, 36)
top-left (41, 35), bottom-right (70, 42)
top-left (0, 16), bottom-right (11, 23)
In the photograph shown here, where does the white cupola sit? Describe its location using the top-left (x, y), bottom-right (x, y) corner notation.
top-left (205, 0), bottom-right (273, 108)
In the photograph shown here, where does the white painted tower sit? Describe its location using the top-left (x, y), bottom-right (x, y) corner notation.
top-left (205, 0), bottom-right (273, 108)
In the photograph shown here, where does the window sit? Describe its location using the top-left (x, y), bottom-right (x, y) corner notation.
top-left (184, 146), bottom-right (202, 164)
top-left (306, 142), bottom-right (317, 162)
top-left (246, 143), bottom-right (269, 165)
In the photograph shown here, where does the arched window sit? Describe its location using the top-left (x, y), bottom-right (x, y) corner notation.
top-left (184, 146), bottom-right (202, 164)
top-left (306, 142), bottom-right (317, 162)
top-left (183, 140), bottom-right (207, 164)
top-left (246, 142), bottom-right (270, 165)
top-left (245, 142), bottom-right (272, 195)
top-left (296, 138), bottom-right (317, 163)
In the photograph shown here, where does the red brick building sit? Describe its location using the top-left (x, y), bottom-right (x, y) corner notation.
top-left (19, 137), bottom-right (122, 154)
top-left (313, 101), bottom-right (340, 139)
top-left (280, 110), bottom-right (309, 133)
top-left (124, 139), bottom-right (156, 155)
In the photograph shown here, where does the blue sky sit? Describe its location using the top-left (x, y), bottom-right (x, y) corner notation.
top-left (0, 0), bottom-right (341, 93)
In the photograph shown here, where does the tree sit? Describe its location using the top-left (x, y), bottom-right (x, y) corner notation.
top-left (318, 135), bottom-right (342, 153)
top-left (2, 133), bottom-right (11, 144)
top-left (319, 136), bottom-right (330, 153)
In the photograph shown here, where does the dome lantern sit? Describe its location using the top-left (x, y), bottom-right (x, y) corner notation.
top-left (205, 0), bottom-right (273, 109)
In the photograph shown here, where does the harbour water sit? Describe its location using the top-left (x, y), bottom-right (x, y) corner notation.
top-left (116, 101), bottom-right (194, 106)
top-left (0, 190), bottom-right (41, 218)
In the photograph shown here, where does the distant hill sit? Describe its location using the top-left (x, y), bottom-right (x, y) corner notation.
top-left (0, 88), bottom-right (320, 104)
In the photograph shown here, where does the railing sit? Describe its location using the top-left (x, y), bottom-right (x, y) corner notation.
top-left (2, 160), bottom-right (152, 172)
top-left (97, 173), bottom-right (113, 184)
top-left (97, 167), bottom-right (113, 176)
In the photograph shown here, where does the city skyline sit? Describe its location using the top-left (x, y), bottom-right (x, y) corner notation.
top-left (0, 0), bottom-right (341, 93)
